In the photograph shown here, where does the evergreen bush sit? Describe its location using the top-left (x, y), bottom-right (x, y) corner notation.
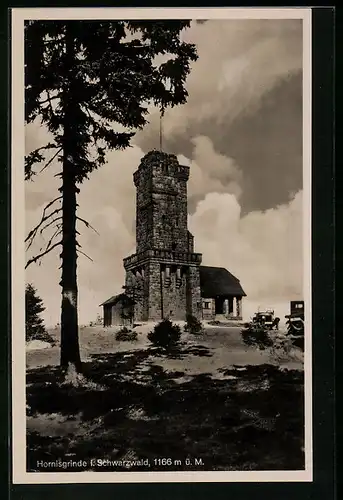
top-left (240, 323), bottom-right (273, 350)
top-left (115, 328), bottom-right (138, 342)
top-left (148, 319), bottom-right (182, 348)
top-left (184, 314), bottom-right (203, 334)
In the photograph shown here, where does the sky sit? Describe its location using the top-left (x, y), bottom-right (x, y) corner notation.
top-left (24, 18), bottom-right (304, 326)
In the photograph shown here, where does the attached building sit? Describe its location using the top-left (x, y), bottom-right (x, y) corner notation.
top-left (100, 150), bottom-right (247, 326)
top-left (100, 293), bottom-right (135, 327)
top-left (200, 266), bottom-right (246, 321)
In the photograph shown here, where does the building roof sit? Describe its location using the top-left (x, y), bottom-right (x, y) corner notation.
top-left (200, 266), bottom-right (246, 298)
top-left (100, 293), bottom-right (134, 307)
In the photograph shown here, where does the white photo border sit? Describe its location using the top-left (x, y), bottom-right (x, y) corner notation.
top-left (11, 7), bottom-right (312, 484)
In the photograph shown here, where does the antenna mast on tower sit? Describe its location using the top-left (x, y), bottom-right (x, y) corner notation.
top-left (159, 108), bottom-right (164, 152)
top-left (160, 110), bottom-right (163, 152)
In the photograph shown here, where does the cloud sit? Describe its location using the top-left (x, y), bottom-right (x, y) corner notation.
top-left (24, 19), bottom-right (304, 325)
top-left (25, 131), bottom-right (302, 326)
top-left (135, 18), bottom-right (302, 148)
top-left (189, 189), bottom-right (303, 320)
top-left (178, 135), bottom-right (243, 212)
top-left (135, 19), bottom-right (303, 214)
top-left (25, 141), bottom-right (143, 326)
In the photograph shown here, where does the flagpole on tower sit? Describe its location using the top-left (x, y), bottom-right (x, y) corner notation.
top-left (159, 109), bottom-right (163, 152)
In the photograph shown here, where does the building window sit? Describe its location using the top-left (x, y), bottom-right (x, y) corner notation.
top-left (203, 301), bottom-right (211, 309)
top-left (164, 266), bottom-right (171, 287)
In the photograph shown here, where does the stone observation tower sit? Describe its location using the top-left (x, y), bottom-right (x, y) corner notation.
top-left (101, 150), bottom-right (246, 326)
top-left (123, 150), bottom-right (203, 322)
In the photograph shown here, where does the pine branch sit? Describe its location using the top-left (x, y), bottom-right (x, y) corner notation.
top-left (26, 213), bottom-right (61, 252)
top-left (38, 93), bottom-right (62, 106)
top-left (43, 38), bottom-right (65, 46)
top-left (76, 216), bottom-right (100, 235)
top-left (77, 249), bottom-right (93, 262)
top-left (25, 241), bottom-right (62, 269)
top-left (45, 226), bottom-right (62, 251)
top-left (41, 196), bottom-right (62, 219)
top-left (82, 104), bottom-right (94, 124)
top-left (32, 143), bottom-right (59, 154)
top-left (25, 204), bottom-right (62, 250)
top-left (46, 89), bottom-right (55, 116)
top-left (25, 143), bottom-right (59, 180)
top-left (39, 217), bottom-right (62, 235)
top-left (39, 147), bottom-right (62, 173)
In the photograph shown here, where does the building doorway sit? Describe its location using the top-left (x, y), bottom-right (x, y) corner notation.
top-left (215, 297), bottom-right (225, 315)
top-left (228, 297), bottom-right (234, 315)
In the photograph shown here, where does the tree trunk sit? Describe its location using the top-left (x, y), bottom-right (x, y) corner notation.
top-left (60, 23), bottom-right (82, 372)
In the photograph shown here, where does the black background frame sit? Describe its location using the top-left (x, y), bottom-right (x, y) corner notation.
top-left (1, 4), bottom-right (335, 500)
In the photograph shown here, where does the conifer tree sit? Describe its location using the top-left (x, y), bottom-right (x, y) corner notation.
top-left (25, 283), bottom-right (47, 342)
top-left (24, 20), bottom-right (197, 372)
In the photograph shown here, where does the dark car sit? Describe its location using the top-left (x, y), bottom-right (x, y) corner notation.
top-left (285, 301), bottom-right (304, 336)
top-left (252, 310), bottom-right (275, 329)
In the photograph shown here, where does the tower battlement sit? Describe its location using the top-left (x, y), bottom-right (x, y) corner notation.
top-left (133, 150), bottom-right (193, 255)
top-left (133, 150), bottom-right (189, 187)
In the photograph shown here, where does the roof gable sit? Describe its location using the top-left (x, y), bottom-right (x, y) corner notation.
top-left (200, 266), bottom-right (246, 298)
top-left (100, 293), bottom-right (134, 307)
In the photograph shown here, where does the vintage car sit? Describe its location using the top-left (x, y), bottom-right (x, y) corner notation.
top-left (252, 309), bottom-right (275, 330)
top-left (285, 300), bottom-right (304, 336)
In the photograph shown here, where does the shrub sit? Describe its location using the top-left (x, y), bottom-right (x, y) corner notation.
top-left (119, 326), bottom-right (131, 333)
top-left (241, 323), bottom-right (274, 350)
top-left (115, 328), bottom-right (138, 342)
top-left (148, 319), bottom-right (182, 348)
top-left (269, 338), bottom-right (304, 363)
top-left (184, 314), bottom-right (203, 334)
top-left (291, 335), bottom-right (304, 351)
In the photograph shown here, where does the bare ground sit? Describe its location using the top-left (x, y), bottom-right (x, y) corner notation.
top-left (26, 323), bottom-right (304, 472)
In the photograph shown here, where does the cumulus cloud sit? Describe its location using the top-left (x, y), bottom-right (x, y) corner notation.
top-left (135, 18), bottom-right (302, 148)
top-left (135, 19), bottom-right (303, 214)
top-left (24, 18), bottom-right (304, 326)
top-left (178, 135), bottom-right (243, 212)
top-left (25, 133), bottom-right (143, 326)
top-left (25, 130), bottom-right (302, 326)
top-left (189, 190), bottom-right (303, 321)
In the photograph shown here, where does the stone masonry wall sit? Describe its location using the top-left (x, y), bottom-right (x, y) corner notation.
top-left (127, 151), bottom-right (203, 322)
top-left (135, 164), bottom-right (152, 254)
top-left (134, 151), bottom-right (190, 254)
top-left (151, 155), bottom-right (189, 252)
top-left (125, 267), bottom-right (148, 322)
top-left (147, 261), bottom-right (163, 321)
top-left (160, 266), bottom-right (188, 321)
top-left (152, 193), bottom-right (188, 252)
top-left (186, 265), bottom-right (202, 320)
